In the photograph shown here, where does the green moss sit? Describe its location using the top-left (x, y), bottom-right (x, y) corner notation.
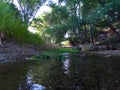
top-left (57, 47), bottom-right (80, 53)
top-left (42, 47), bottom-right (79, 55)
top-left (42, 47), bottom-right (79, 58)
top-left (27, 47), bottom-right (80, 60)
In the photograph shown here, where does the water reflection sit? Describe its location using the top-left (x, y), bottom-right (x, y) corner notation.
top-left (30, 84), bottom-right (45, 90)
top-left (0, 56), bottom-right (120, 90)
top-left (62, 53), bottom-right (70, 75)
top-left (63, 58), bottom-right (70, 74)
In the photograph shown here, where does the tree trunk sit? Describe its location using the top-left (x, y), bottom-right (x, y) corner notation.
top-left (108, 25), bottom-right (120, 42)
top-left (83, 25), bottom-right (87, 43)
top-left (89, 25), bottom-right (93, 43)
top-left (0, 32), bottom-right (5, 47)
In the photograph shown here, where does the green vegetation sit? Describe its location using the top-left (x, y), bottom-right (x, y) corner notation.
top-left (1, 1), bottom-right (120, 89)
top-left (32, 0), bottom-right (120, 49)
top-left (0, 0), bottom-right (120, 51)
top-left (0, 0), bottom-right (44, 45)
top-left (42, 47), bottom-right (79, 55)
top-left (27, 48), bottom-right (79, 60)
top-left (58, 47), bottom-right (80, 53)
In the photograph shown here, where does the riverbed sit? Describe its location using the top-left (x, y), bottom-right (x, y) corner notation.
top-left (0, 54), bottom-right (120, 90)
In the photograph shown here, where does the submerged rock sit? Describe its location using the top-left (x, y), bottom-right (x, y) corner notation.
top-left (0, 53), bottom-right (17, 63)
top-left (25, 74), bottom-right (45, 90)
top-left (0, 54), bottom-right (6, 61)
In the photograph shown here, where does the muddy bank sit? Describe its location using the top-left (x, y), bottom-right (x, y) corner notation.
top-left (0, 41), bottom-right (40, 63)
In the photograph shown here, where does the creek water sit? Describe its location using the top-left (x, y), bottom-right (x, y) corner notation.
top-left (0, 54), bottom-right (120, 90)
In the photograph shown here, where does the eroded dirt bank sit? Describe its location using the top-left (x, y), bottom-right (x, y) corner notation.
top-left (0, 41), bottom-right (40, 63)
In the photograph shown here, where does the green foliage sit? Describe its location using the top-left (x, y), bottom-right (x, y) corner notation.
top-left (42, 47), bottom-right (79, 55)
top-left (88, 0), bottom-right (120, 27)
top-left (33, 0), bottom-right (120, 45)
top-left (58, 47), bottom-right (79, 53)
top-left (38, 41), bottom-right (58, 51)
top-left (0, 1), bottom-right (43, 45)
top-left (0, 1), bottom-right (13, 31)
top-left (101, 35), bottom-right (119, 45)
top-left (12, 0), bottom-right (47, 25)
top-left (27, 47), bottom-right (79, 60)
top-left (32, 5), bottom-right (71, 43)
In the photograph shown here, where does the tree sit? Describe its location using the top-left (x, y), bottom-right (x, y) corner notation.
top-left (32, 0), bottom-right (120, 46)
top-left (11, 0), bottom-right (46, 25)
top-left (32, 4), bottom-right (71, 43)
top-left (88, 0), bottom-right (120, 42)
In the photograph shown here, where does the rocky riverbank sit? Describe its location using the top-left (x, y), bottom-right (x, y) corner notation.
top-left (0, 41), bottom-right (40, 63)
top-left (96, 50), bottom-right (120, 56)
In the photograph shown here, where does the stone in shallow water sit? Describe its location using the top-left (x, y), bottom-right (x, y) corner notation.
top-left (0, 54), bottom-right (6, 61)
top-left (30, 84), bottom-right (45, 90)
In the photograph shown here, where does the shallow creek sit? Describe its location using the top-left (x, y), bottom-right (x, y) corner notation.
top-left (0, 54), bottom-right (120, 90)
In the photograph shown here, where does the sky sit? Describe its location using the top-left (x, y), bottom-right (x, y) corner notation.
top-left (35, 5), bottom-right (51, 17)
top-left (35, 0), bottom-right (58, 17)
top-left (36, 0), bottom-right (65, 17)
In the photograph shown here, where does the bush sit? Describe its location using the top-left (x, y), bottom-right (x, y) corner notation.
top-left (81, 43), bottom-right (95, 52)
top-left (0, 1), bottom-right (43, 45)
top-left (101, 34), bottom-right (119, 45)
top-left (39, 42), bottom-right (58, 51)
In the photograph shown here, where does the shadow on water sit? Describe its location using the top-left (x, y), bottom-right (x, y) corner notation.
top-left (0, 54), bottom-right (120, 90)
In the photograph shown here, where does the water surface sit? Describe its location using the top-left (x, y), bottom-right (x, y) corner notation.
top-left (0, 54), bottom-right (120, 90)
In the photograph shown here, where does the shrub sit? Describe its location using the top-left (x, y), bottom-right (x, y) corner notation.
top-left (81, 43), bottom-right (95, 52)
top-left (0, 1), bottom-right (43, 45)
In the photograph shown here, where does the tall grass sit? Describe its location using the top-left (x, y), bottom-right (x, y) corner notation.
top-left (0, 1), bottom-right (43, 45)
